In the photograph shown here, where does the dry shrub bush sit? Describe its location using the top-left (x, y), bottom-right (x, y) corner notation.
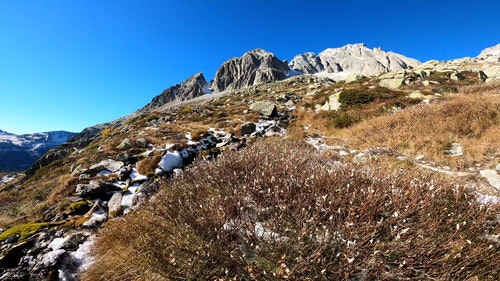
top-left (339, 90), bottom-right (500, 168)
top-left (84, 139), bottom-right (499, 281)
top-left (136, 154), bottom-right (162, 175)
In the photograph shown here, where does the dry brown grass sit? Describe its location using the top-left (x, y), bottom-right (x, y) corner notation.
top-left (337, 87), bottom-right (500, 168)
top-left (83, 139), bottom-right (499, 281)
top-left (136, 154), bottom-right (162, 175)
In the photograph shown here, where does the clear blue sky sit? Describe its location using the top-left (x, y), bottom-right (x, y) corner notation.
top-left (1, 0), bottom-right (499, 134)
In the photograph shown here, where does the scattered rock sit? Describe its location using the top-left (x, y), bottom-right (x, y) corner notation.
top-left (75, 180), bottom-right (120, 199)
top-left (445, 143), bottom-right (463, 156)
top-left (108, 192), bottom-right (123, 217)
top-left (241, 122), bottom-right (256, 135)
top-left (379, 77), bottom-right (405, 89)
top-left (116, 138), bottom-right (132, 150)
top-left (135, 138), bottom-right (148, 148)
top-left (89, 159), bottom-right (124, 173)
top-left (480, 170), bottom-right (500, 191)
top-left (450, 72), bottom-right (464, 81)
top-left (250, 101), bottom-right (277, 117)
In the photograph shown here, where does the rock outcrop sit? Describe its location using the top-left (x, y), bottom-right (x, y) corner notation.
top-left (289, 43), bottom-right (421, 79)
top-left (211, 49), bottom-right (290, 92)
top-left (477, 43), bottom-right (500, 62)
top-left (142, 72), bottom-right (211, 111)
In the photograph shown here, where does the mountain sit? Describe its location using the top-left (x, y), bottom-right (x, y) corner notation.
top-left (290, 43), bottom-right (421, 78)
top-left (142, 45), bottom-right (420, 111)
top-left (142, 72), bottom-right (212, 111)
top-left (211, 48), bottom-right (291, 92)
top-left (1, 43), bottom-right (499, 280)
top-left (0, 130), bottom-right (76, 172)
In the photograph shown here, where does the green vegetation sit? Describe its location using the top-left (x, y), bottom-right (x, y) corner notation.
top-left (0, 221), bottom-right (63, 242)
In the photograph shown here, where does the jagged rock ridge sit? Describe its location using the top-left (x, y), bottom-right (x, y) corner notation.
top-left (142, 72), bottom-right (211, 110)
top-left (211, 48), bottom-right (291, 92)
top-left (290, 43), bottom-right (421, 77)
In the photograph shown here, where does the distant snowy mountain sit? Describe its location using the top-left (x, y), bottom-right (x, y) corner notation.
top-left (0, 130), bottom-right (76, 172)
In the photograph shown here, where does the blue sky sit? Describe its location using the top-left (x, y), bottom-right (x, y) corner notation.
top-left (1, 0), bottom-right (499, 134)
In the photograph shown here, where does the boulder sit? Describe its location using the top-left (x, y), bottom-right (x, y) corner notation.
top-left (345, 74), bottom-right (365, 83)
top-left (241, 122), bottom-right (256, 135)
top-left (445, 143), bottom-right (463, 156)
top-left (108, 192), bottom-right (123, 217)
top-left (75, 180), bottom-right (120, 199)
top-left (480, 170), bottom-right (500, 191)
top-left (135, 138), bottom-right (148, 148)
top-left (89, 159), bottom-right (124, 173)
top-left (250, 101), bottom-right (277, 117)
top-left (116, 138), bottom-right (132, 150)
top-left (450, 72), bottom-right (464, 81)
top-left (379, 78), bottom-right (404, 89)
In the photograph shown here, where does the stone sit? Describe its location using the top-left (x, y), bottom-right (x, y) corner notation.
top-left (480, 170), bottom-right (500, 190)
top-left (345, 74), bottom-right (365, 83)
top-left (250, 101), bottom-right (277, 117)
top-left (89, 159), bottom-right (124, 173)
top-left (450, 72), bottom-right (465, 81)
top-left (116, 138), bottom-right (132, 150)
top-left (422, 80), bottom-right (439, 86)
top-left (135, 138), bottom-right (148, 148)
top-left (108, 192), bottom-right (123, 217)
top-left (478, 70), bottom-right (488, 82)
top-left (116, 152), bottom-right (129, 162)
top-left (379, 78), bottom-right (404, 89)
top-left (75, 180), bottom-right (120, 199)
top-left (241, 122), bottom-right (256, 135)
top-left (445, 143), bottom-right (463, 156)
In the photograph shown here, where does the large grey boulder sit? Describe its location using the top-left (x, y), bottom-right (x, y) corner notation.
top-left (250, 101), bottom-right (277, 117)
top-left (211, 49), bottom-right (290, 92)
top-left (89, 159), bottom-right (124, 173)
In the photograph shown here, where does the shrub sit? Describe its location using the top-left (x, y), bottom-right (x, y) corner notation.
top-left (84, 140), bottom-right (499, 280)
top-left (136, 155), bottom-right (162, 175)
top-left (323, 111), bottom-right (362, 128)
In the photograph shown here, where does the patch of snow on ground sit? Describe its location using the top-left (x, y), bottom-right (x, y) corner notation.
top-left (158, 151), bottom-right (183, 172)
top-left (82, 209), bottom-right (107, 227)
top-left (60, 235), bottom-right (95, 281)
top-left (476, 193), bottom-right (500, 205)
top-left (122, 185), bottom-right (140, 214)
top-left (129, 168), bottom-right (148, 182)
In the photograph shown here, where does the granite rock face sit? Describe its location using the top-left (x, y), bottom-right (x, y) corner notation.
top-left (211, 49), bottom-right (291, 92)
top-left (290, 43), bottom-right (420, 77)
top-left (143, 72), bottom-right (211, 111)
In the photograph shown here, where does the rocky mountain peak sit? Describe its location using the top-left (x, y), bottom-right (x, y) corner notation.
top-left (290, 43), bottom-right (420, 78)
top-left (211, 48), bottom-right (290, 92)
top-left (142, 72), bottom-right (211, 111)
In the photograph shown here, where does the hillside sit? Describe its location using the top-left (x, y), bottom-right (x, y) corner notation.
top-left (0, 44), bottom-right (499, 280)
